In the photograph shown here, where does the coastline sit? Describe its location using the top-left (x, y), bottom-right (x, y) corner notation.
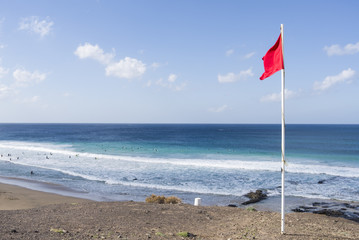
top-left (0, 175), bottom-right (97, 203)
top-left (1, 175), bottom-right (359, 215)
top-left (1, 181), bottom-right (359, 239)
top-left (0, 180), bottom-right (91, 210)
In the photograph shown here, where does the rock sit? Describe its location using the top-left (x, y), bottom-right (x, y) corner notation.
top-left (292, 201), bottom-right (359, 223)
top-left (227, 204), bottom-right (237, 208)
top-left (314, 209), bottom-right (344, 217)
top-left (187, 232), bottom-right (197, 238)
top-left (343, 203), bottom-right (358, 209)
top-left (318, 180), bottom-right (326, 184)
top-left (299, 205), bottom-right (316, 210)
top-left (312, 202), bottom-right (328, 206)
top-left (292, 208), bottom-right (305, 212)
top-left (242, 190), bottom-right (267, 205)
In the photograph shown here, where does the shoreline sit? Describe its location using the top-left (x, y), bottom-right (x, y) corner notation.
top-left (1, 175), bottom-right (359, 219)
top-left (0, 175), bottom-right (97, 202)
top-left (0, 181), bottom-right (91, 210)
top-left (1, 179), bottom-right (359, 239)
top-left (0, 183), bottom-right (359, 239)
top-left (0, 175), bottom-right (338, 210)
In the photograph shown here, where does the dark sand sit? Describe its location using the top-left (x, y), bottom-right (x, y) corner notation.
top-left (1, 182), bottom-right (359, 239)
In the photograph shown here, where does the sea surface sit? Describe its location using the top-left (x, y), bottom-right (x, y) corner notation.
top-left (0, 124), bottom-right (358, 207)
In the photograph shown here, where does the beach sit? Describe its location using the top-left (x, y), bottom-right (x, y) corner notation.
top-left (1, 182), bottom-right (359, 239)
top-left (1, 124), bottom-right (359, 206)
top-left (1, 124), bottom-right (359, 239)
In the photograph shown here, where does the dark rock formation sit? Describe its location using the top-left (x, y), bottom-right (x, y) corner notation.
top-left (227, 204), bottom-right (237, 208)
top-left (314, 209), bottom-right (344, 217)
top-left (291, 201), bottom-right (359, 223)
top-left (242, 190), bottom-right (267, 205)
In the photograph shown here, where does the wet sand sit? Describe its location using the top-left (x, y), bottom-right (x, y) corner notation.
top-left (0, 182), bottom-right (90, 210)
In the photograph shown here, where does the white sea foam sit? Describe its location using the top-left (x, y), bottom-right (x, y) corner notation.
top-left (1, 140), bottom-right (359, 201)
top-left (1, 141), bottom-right (359, 179)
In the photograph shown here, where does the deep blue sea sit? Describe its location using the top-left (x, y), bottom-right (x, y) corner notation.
top-left (0, 124), bottom-right (358, 206)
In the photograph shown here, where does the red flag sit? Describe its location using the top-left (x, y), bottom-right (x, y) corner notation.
top-left (260, 34), bottom-right (284, 80)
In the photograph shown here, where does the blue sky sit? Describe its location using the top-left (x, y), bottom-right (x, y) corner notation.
top-left (0, 0), bottom-right (358, 124)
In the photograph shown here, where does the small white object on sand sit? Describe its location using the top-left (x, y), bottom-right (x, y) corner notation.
top-left (194, 198), bottom-right (201, 206)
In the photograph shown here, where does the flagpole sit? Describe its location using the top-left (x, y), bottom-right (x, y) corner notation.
top-left (280, 23), bottom-right (286, 235)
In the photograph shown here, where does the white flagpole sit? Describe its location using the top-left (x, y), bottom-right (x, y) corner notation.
top-left (280, 23), bottom-right (286, 234)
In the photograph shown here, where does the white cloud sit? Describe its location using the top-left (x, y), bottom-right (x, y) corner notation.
top-left (244, 51), bottom-right (255, 59)
top-left (29, 96), bottom-right (40, 103)
top-left (75, 43), bottom-right (146, 79)
top-left (226, 49), bottom-right (234, 56)
top-left (324, 42), bottom-right (359, 56)
top-left (218, 68), bottom-right (253, 83)
top-left (151, 62), bottom-right (161, 69)
top-left (173, 82), bottom-right (187, 91)
top-left (314, 68), bottom-right (355, 91)
top-left (105, 57), bottom-right (146, 79)
top-left (218, 73), bottom-right (236, 83)
top-left (15, 96), bottom-right (41, 104)
top-left (13, 69), bottom-right (47, 87)
top-left (147, 74), bottom-right (186, 91)
top-left (19, 16), bottom-right (53, 37)
top-left (168, 74), bottom-right (177, 83)
top-left (0, 66), bottom-right (9, 78)
top-left (0, 84), bottom-right (12, 99)
top-left (146, 80), bottom-right (153, 87)
top-left (74, 43), bottom-right (114, 65)
top-left (260, 89), bottom-right (299, 102)
top-left (209, 104), bottom-right (228, 113)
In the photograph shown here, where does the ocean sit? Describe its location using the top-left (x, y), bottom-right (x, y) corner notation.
top-left (0, 124), bottom-right (358, 208)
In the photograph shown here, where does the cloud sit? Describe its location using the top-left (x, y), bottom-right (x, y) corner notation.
top-left (147, 73), bottom-right (186, 91)
top-left (0, 65), bottom-right (47, 100)
top-left (75, 43), bottom-right (146, 79)
top-left (28, 96), bottom-right (40, 103)
top-left (226, 49), bottom-right (234, 56)
top-left (173, 82), bottom-right (186, 91)
top-left (19, 16), bottom-right (53, 37)
top-left (0, 66), bottom-right (9, 78)
top-left (314, 68), bottom-right (355, 91)
top-left (151, 62), bottom-right (161, 69)
top-left (74, 43), bottom-right (114, 65)
top-left (15, 96), bottom-right (41, 104)
top-left (218, 68), bottom-right (253, 83)
top-left (105, 57), bottom-right (146, 79)
top-left (244, 52), bottom-right (255, 59)
top-left (324, 42), bottom-right (359, 56)
top-left (209, 104), bottom-right (228, 113)
top-left (168, 74), bottom-right (177, 83)
top-left (0, 84), bottom-right (12, 99)
top-left (13, 68), bottom-right (47, 87)
top-left (260, 89), bottom-right (299, 102)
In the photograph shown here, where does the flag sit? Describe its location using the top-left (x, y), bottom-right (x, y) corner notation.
top-left (260, 34), bottom-right (284, 80)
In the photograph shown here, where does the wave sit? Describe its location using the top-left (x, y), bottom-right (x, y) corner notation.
top-left (1, 141), bottom-right (359, 178)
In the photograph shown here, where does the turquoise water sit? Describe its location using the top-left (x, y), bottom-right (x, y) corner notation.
top-left (0, 124), bottom-right (358, 205)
